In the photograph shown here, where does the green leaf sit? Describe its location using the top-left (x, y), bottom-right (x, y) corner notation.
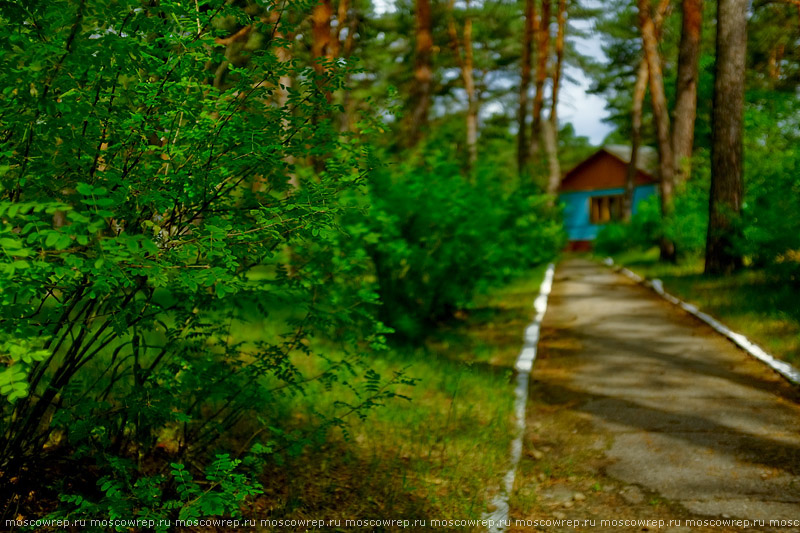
top-left (55, 234), bottom-right (72, 250)
top-left (0, 237), bottom-right (22, 250)
top-left (76, 183), bottom-right (94, 196)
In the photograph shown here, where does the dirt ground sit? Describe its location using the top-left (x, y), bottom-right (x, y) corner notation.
top-left (508, 259), bottom-right (800, 533)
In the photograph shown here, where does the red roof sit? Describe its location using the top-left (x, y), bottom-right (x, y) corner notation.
top-left (559, 147), bottom-right (658, 193)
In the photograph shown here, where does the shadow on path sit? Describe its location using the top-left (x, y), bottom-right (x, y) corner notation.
top-left (529, 258), bottom-right (800, 522)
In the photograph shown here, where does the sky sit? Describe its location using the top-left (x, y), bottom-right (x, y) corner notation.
top-left (558, 66), bottom-right (613, 145)
top-left (372, 0), bottom-right (614, 145)
top-left (561, 17), bottom-right (614, 145)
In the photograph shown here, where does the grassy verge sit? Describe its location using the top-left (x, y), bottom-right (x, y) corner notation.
top-left (250, 264), bottom-right (550, 527)
top-left (603, 248), bottom-right (800, 366)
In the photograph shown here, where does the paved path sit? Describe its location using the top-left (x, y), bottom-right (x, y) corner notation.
top-left (532, 258), bottom-right (800, 524)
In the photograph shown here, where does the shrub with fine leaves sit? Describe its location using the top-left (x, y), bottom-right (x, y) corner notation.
top-left (0, 0), bottom-right (395, 523)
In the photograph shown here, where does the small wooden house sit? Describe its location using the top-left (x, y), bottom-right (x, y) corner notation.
top-left (559, 145), bottom-right (659, 250)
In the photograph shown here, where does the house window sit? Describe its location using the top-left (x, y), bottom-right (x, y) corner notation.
top-left (590, 195), bottom-right (624, 224)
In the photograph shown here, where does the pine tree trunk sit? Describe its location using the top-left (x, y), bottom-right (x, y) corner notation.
top-left (672, 0), bottom-right (702, 183)
top-left (543, 120), bottom-right (560, 195)
top-left (549, 0), bottom-right (566, 119)
top-left (311, 0), bottom-right (334, 174)
top-left (625, 0), bottom-right (668, 219)
top-left (544, 0), bottom-right (566, 195)
top-left (517, 0), bottom-right (534, 174)
top-left (624, 58), bottom-right (649, 221)
top-left (408, 0), bottom-right (433, 147)
top-left (463, 15), bottom-right (478, 170)
top-left (705, 0), bottom-right (746, 274)
top-left (767, 43), bottom-right (785, 81)
top-left (530, 0), bottom-right (550, 157)
top-left (637, 0), bottom-right (676, 262)
top-left (311, 0), bottom-right (334, 76)
top-left (447, 0), bottom-right (478, 172)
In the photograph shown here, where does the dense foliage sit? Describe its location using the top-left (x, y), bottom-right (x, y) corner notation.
top-left (0, 0), bottom-right (394, 522)
top-left (358, 148), bottom-right (563, 338)
top-left (0, 0), bottom-right (563, 524)
top-left (738, 92), bottom-right (800, 282)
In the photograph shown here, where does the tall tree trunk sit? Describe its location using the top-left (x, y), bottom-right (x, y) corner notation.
top-left (672, 0), bottom-right (703, 183)
top-left (530, 0), bottom-right (550, 157)
top-left (625, 0), bottom-right (669, 220)
top-left (705, 0), bottom-right (747, 274)
top-left (463, 14), bottom-right (478, 170)
top-left (767, 43), bottom-right (785, 81)
top-left (549, 0), bottom-right (566, 121)
top-left (311, 0), bottom-right (334, 174)
top-left (517, 0), bottom-right (535, 174)
top-left (311, 0), bottom-right (334, 76)
top-left (408, 0), bottom-right (433, 147)
top-left (637, 0), bottom-right (676, 262)
top-left (624, 58), bottom-right (649, 221)
top-left (447, 0), bottom-right (478, 172)
top-left (542, 121), bottom-right (560, 194)
top-left (544, 0), bottom-right (566, 195)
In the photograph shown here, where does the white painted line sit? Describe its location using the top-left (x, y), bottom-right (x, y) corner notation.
top-left (606, 258), bottom-right (800, 386)
top-left (620, 267), bottom-right (643, 283)
top-left (485, 263), bottom-right (556, 533)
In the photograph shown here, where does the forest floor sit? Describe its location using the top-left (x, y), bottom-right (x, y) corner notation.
top-left (508, 258), bottom-right (800, 533)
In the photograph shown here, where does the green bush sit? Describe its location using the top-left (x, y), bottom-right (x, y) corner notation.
top-left (595, 173), bottom-right (707, 259)
top-left (594, 222), bottom-right (634, 256)
top-left (594, 195), bottom-right (662, 256)
top-left (739, 92), bottom-right (800, 281)
top-left (633, 195), bottom-right (665, 248)
top-left (0, 0), bottom-right (396, 523)
top-left (352, 149), bottom-right (564, 339)
top-left (665, 162), bottom-right (710, 257)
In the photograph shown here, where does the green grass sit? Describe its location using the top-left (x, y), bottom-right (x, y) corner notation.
top-left (250, 265), bottom-right (550, 524)
top-left (605, 248), bottom-right (800, 365)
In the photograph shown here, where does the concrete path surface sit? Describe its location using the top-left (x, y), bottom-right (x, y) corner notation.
top-left (523, 258), bottom-right (800, 528)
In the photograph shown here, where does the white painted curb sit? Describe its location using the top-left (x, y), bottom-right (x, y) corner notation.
top-left (604, 257), bottom-right (800, 386)
top-left (485, 263), bottom-right (556, 533)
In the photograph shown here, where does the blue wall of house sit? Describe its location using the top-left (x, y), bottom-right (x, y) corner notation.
top-left (560, 184), bottom-right (658, 241)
